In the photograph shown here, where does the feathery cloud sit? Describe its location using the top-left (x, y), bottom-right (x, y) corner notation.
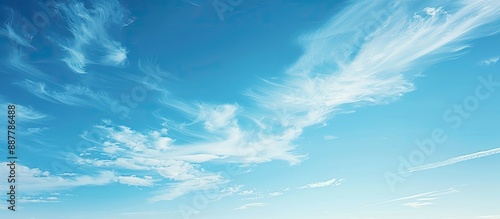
top-left (0, 103), bottom-right (47, 122)
top-left (72, 122), bottom-right (229, 202)
top-left (480, 56), bottom-right (499, 65)
top-left (16, 79), bottom-right (114, 111)
top-left (248, 0), bottom-right (500, 145)
top-left (158, 101), bottom-right (304, 164)
top-left (52, 0), bottom-right (128, 74)
top-left (6, 48), bottom-right (48, 79)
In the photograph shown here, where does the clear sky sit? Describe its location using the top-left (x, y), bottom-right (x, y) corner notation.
top-left (1, 0), bottom-right (500, 218)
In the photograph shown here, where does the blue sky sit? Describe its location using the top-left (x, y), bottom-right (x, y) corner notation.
top-left (1, 0), bottom-right (500, 218)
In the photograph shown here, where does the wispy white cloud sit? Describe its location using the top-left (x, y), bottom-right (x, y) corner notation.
top-left (0, 162), bottom-right (157, 197)
top-left (72, 122), bottom-right (228, 202)
top-left (196, 103), bottom-right (239, 132)
top-left (235, 202), bottom-right (268, 210)
top-left (401, 188), bottom-right (458, 208)
top-left (158, 101), bottom-right (304, 164)
top-left (402, 201), bottom-right (433, 208)
top-left (16, 79), bottom-right (114, 111)
top-left (267, 191), bottom-right (284, 197)
top-left (402, 147), bottom-right (500, 173)
top-left (298, 178), bottom-right (343, 189)
top-left (234, 179), bottom-right (339, 201)
top-left (248, 0), bottom-right (500, 149)
top-left (87, 124), bottom-right (173, 154)
top-left (361, 188), bottom-right (459, 208)
top-left (18, 196), bottom-right (60, 203)
top-left (0, 162), bottom-right (115, 193)
top-left (70, 120), bottom-right (315, 202)
top-left (423, 6), bottom-right (446, 17)
top-left (15, 105), bottom-right (48, 121)
top-left (480, 56), bottom-right (499, 65)
top-left (241, 187), bottom-right (291, 200)
top-left (239, 189), bottom-right (257, 196)
top-left (184, 0), bottom-right (202, 7)
top-left (220, 185), bottom-right (245, 197)
top-left (0, 103), bottom-right (47, 122)
top-left (52, 0), bottom-right (128, 73)
top-left (116, 175), bottom-right (157, 187)
top-left (149, 174), bottom-right (225, 203)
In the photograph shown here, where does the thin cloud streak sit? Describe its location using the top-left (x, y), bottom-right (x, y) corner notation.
top-left (361, 188), bottom-right (458, 208)
top-left (16, 79), bottom-right (114, 111)
top-left (403, 148), bottom-right (500, 173)
top-left (235, 203), bottom-right (268, 210)
top-left (298, 178), bottom-right (344, 189)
